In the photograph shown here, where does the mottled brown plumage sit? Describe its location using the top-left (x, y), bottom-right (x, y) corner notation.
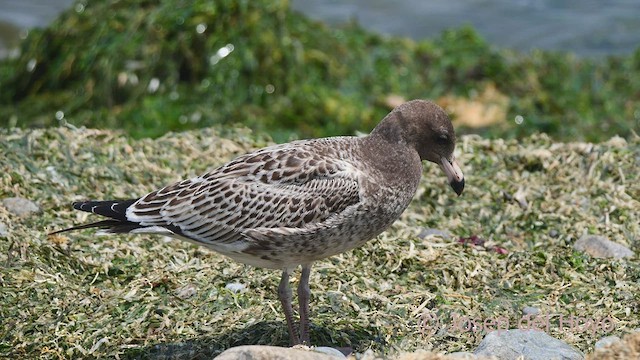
top-left (51, 99), bottom-right (464, 345)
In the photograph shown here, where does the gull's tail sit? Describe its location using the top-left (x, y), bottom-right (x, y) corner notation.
top-left (49, 199), bottom-right (142, 235)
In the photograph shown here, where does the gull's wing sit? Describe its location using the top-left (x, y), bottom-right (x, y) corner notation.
top-left (117, 140), bottom-right (364, 247)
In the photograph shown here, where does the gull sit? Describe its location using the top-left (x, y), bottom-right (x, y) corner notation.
top-left (51, 99), bottom-right (464, 345)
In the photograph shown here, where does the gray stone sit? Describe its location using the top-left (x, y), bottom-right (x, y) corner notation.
top-left (474, 329), bottom-right (584, 360)
top-left (313, 347), bottom-right (347, 359)
top-left (573, 234), bottom-right (633, 259)
top-left (216, 345), bottom-right (344, 360)
top-left (0, 222), bottom-right (7, 238)
top-left (225, 282), bottom-right (246, 293)
top-left (418, 228), bottom-right (453, 240)
top-left (1, 197), bottom-right (40, 217)
top-left (522, 306), bottom-right (541, 316)
top-left (358, 349), bottom-right (377, 360)
top-left (594, 335), bottom-right (621, 349)
top-left (446, 351), bottom-right (481, 359)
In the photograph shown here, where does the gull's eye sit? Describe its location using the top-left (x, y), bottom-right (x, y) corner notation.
top-left (437, 133), bottom-right (450, 144)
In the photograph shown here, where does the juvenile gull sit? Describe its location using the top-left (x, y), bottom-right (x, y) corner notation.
top-left (51, 99), bottom-right (464, 345)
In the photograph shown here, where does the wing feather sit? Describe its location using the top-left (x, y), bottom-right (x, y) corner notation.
top-left (126, 139), bottom-right (363, 247)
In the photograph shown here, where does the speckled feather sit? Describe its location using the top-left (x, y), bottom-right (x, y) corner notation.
top-left (124, 138), bottom-right (377, 267)
top-left (55, 100), bottom-right (462, 270)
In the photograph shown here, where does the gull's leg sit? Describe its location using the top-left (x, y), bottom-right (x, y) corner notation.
top-left (278, 267), bottom-right (300, 345)
top-left (298, 264), bottom-right (312, 345)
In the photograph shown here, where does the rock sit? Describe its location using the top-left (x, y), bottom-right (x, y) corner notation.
top-left (573, 235), bottom-right (633, 259)
top-left (0, 222), bottom-right (7, 237)
top-left (418, 228), bottom-right (453, 241)
top-left (225, 282), bottom-right (246, 293)
top-left (588, 331), bottom-right (640, 359)
top-left (216, 345), bottom-right (344, 360)
top-left (522, 306), bottom-right (541, 316)
top-left (1, 197), bottom-right (41, 217)
top-left (446, 351), bottom-right (482, 359)
top-left (474, 329), bottom-right (584, 360)
top-left (367, 349), bottom-right (498, 360)
top-left (358, 349), bottom-right (377, 360)
top-left (594, 335), bottom-right (621, 349)
top-left (313, 347), bottom-right (347, 359)
top-left (395, 350), bottom-right (492, 360)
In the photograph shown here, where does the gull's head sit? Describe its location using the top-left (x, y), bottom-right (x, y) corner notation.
top-left (374, 99), bottom-right (465, 195)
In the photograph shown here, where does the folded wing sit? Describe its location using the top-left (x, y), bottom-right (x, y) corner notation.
top-left (124, 141), bottom-right (363, 247)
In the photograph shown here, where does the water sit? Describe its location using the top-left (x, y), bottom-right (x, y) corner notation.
top-left (0, 0), bottom-right (74, 57)
top-left (291, 0), bottom-right (640, 57)
top-left (0, 0), bottom-right (639, 58)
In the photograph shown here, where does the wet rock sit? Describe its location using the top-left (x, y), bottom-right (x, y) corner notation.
top-left (522, 306), bottom-right (541, 316)
top-left (573, 235), bottom-right (633, 259)
top-left (594, 335), bottom-right (621, 349)
top-left (216, 345), bottom-right (345, 360)
top-left (474, 329), bottom-right (584, 360)
top-left (2, 197), bottom-right (41, 217)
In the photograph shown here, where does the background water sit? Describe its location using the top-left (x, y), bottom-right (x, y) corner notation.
top-left (0, 0), bottom-right (639, 58)
top-left (291, 0), bottom-right (640, 57)
top-left (0, 0), bottom-right (75, 57)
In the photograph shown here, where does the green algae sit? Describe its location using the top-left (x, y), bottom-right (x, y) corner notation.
top-left (0, 0), bottom-right (639, 142)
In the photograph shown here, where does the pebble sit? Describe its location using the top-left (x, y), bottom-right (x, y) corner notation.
top-left (573, 234), bottom-right (633, 259)
top-left (216, 345), bottom-right (345, 360)
top-left (418, 228), bottom-right (453, 241)
top-left (446, 351), bottom-right (481, 359)
top-left (313, 347), bottom-right (347, 359)
top-left (0, 222), bottom-right (7, 237)
top-left (594, 335), bottom-right (621, 349)
top-left (225, 282), bottom-right (247, 293)
top-left (522, 306), bottom-right (541, 316)
top-left (394, 350), bottom-right (493, 359)
top-left (474, 329), bottom-right (584, 360)
top-left (589, 332), bottom-right (640, 358)
top-left (1, 197), bottom-right (41, 217)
